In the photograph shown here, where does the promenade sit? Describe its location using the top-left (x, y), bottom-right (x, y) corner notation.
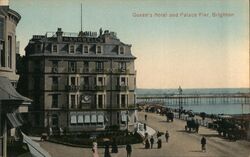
top-left (39, 112), bottom-right (250, 157)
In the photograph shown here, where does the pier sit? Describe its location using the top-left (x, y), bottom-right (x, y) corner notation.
top-left (136, 93), bottom-right (250, 106)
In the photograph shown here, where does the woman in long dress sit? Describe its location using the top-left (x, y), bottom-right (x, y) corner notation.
top-left (92, 142), bottom-right (99, 157)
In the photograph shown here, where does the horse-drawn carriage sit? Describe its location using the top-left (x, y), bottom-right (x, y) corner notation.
top-left (166, 112), bottom-right (174, 122)
top-left (185, 119), bottom-right (199, 133)
top-left (214, 117), bottom-right (246, 140)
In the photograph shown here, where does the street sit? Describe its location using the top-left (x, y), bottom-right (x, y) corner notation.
top-left (40, 112), bottom-right (250, 157)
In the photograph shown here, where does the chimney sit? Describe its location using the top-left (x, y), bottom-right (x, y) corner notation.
top-left (56, 28), bottom-right (63, 42)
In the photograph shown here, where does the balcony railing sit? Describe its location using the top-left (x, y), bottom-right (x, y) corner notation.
top-left (82, 85), bottom-right (92, 90)
top-left (65, 85), bottom-right (80, 92)
top-left (95, 85), bottom-right (106, 91)
top-left (114, 69), bottom-right (130, 74)
top-left (116, 85), bottom-right (129, 91)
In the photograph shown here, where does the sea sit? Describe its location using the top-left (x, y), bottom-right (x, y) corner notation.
top-left (136, 88), bottom-right (250, 115)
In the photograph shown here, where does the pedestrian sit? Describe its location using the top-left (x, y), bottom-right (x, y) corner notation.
top-left (165, 130), bottom-right (169, 143)
top-left (157, 138), bottom-right (162, 149)
top-left (201, 136), bottom-right (206, 152)
top-left (145, 114), bottom-right (147, 121)
top-left (111, 138), bottom-right (118, 153)
top-left (150, 136), bottom-right (154, 149)
top-left (144, 123), bottom-right (147, 131)
top-left (145, 139), bottom-right (150, 149)
top-left (104, 144), bottom-right (111, 157)
top-left (126, 144), bottom-right (132, 157)
top-left (92, 142), bottom-right (99, 157)
top-left (157, 131), bottom-right (161, 138)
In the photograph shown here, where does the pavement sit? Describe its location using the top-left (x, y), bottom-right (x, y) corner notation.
top-left (39, 111), bottom-right (250, 157)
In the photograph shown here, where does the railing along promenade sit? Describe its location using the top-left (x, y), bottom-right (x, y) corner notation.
top-left (136, 93), bottom-right (250, 105)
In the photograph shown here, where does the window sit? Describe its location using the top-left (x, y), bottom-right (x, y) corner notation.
top-left (98, 95), bottom-right (103, 108)
top-left (52, 114), bottom-right (59, 127)
top-left (84, 61), bottom-right (89, 68)
top-left (83, 77), bottom-right (89, 85)
top-left (7, 36), bottom-right (12, 68)
top-left (0, 40), bottom-right (4, 67)
top-left (117, 94), bottom-right (120, 105)
top-left (71, 95), bottom-right (76, 108)
top-left (52, 77), bottom-right (58, 85)
top-left (119, 46), bottom-right (125, 55)
top-left (69, 61), bottom-right (76, 72)
top-left (96, 62), bottom-right (104, 71)
top-left (52, 61), bottom-right (58, 68)
top-left (96, 45), bottom-right (102, 54)
top-left (120, 77), bottom-right (126, 86)
top-left (98, 77), bottom-right (104, 85)
top-left (52, 44), bottom-right (58, 53)
top-left (70, 77), bottom-right (76, 85)
top-left (37, 44), bottom-right (42, 52)
top-left (83, 45), bottom-right (89, 53)
top-left (52, 61), bottom-right (58, 73)
top-left (121, 94), bottom-right (126, 108)
top-left (83, 61), bottom-right (89, 72)
top-left (0, 18), bottom-right (3, 40)
top-left (69, 44), bottom-right (75, 53)
top-left (52, 76), bottom-right (58, 90)
top-left (119, 62), bottom-right (126, 71)
top-left (52, 94), bottom-right (58, 108)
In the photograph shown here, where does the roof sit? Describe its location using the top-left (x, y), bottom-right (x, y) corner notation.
top-left (0, 76), bottom-right (32, 104)
top-left (21, 132), bottom-right (52, 157)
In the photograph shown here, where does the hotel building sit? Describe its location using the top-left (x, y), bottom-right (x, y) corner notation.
top-left (24, 28), bottom-right (137, 132)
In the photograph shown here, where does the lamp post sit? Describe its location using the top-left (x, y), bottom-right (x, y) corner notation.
top-left (178, 86), bottom-right (183, 119)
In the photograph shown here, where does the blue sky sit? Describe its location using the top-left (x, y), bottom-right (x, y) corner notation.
top-left (10, 0), bottom-right (249, 88)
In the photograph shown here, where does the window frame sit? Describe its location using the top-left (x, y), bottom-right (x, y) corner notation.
top-left (52, 44), bottom-right (58, 53)
top-left (69, 44), bottom-right (75, 54)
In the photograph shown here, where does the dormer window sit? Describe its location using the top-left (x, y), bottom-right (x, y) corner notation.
top-left (83, 45), bottom-right (89, 54)
top-left (52, 44), bottom-right (58, 53)
top-left (36, 44), bottom-right (41, 52)
top-left (119, 46), bottom-right (125, 55)
top-left (69, 44), bottom-right (75, 54)
top-left (96, 45), bottom-right (102, 54)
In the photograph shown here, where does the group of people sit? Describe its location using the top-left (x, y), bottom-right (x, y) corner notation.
top-left (144, 130), bottom-right (170, 149)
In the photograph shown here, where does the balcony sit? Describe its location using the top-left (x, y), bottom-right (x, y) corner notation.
top-left (82, 85), bottom-right (92, 90)
top-left (114, 68), bottom-right (130, 74)
top-left (95, 85), bottom-right (106, 91)
top-left (65, 85), bottom-right (80, 92)
top-left (116, 85), bottom-right (129, 91)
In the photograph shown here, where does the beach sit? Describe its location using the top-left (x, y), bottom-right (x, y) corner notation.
top-left (39, 111), bottom-right (250, 157)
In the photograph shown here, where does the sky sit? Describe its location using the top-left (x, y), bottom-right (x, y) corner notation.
top-left (9, 0), bottom-right (249, 89)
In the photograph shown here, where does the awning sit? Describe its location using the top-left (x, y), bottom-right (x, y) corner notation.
top-left (21, 132), bottom-right (51, 157)
top-left (97, 115), bottom-right (104, 123)
top-left (77, 115), bottom-right (83, 123)
top-left (7, 113), bottom-right (22, 128)
top-left (91, 114), bottom-right (97, 123)
top-left (84, 115), bottom-right (90, 123)
top-left (0, 76), bottom-right (32, 104)
top-left (70, 115), bottom-right (77, 124)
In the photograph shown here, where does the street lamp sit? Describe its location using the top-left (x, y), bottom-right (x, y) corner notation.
top-left (178, 86), bottom-right (183, 119)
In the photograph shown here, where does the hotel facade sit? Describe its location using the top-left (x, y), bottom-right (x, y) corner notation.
top-left (23, 28), bottom-right (137, 132)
